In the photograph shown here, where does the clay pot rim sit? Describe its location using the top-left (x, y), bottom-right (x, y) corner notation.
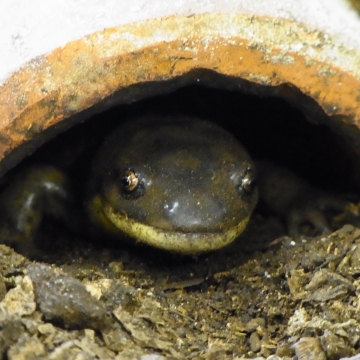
top-left (0, 13), bottom-right (360, 174)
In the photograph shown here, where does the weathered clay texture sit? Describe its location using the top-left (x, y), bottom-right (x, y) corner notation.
top-left (0, 14), bottom-right (360, 173)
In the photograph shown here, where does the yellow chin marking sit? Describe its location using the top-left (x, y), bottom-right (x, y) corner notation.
top-left (91, 196), bottom-right (249, 254)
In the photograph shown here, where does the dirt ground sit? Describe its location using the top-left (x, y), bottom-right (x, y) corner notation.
top-left (1, 208), bottom-right (360, 360)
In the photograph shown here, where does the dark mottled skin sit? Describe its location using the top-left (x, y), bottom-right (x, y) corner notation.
top-left (87, 117), bottom-right (256, 232)
top-left (256, 161), bottom-right (349, 236)
top-left (0, 116), bottom-right (260, 255)
top-left (0, 116), bottom-right (351, 256)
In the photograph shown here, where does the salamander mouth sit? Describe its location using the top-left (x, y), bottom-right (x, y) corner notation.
top-left (102, 202), bottom-right (250, 254)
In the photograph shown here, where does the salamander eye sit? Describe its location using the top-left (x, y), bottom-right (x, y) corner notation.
top-left (120, 170), bottom-right (139, 191)
top-left (240, 169), bottom-right (256, 194)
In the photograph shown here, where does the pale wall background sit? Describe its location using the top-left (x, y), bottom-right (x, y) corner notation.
top-left (1, 0), bottom-right (360, 86)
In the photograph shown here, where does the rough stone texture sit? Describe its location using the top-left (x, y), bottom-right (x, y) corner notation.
top-left (0, 276), bottom-right (36, 317)
top-left (27, 264), bottom-right (109, 331)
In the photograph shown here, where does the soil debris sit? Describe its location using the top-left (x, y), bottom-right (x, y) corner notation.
top-left (0, 220), bottom-right (360, 358)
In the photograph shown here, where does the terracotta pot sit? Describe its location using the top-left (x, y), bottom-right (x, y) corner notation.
top-left (0, 11), bottom-right (360, 175)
